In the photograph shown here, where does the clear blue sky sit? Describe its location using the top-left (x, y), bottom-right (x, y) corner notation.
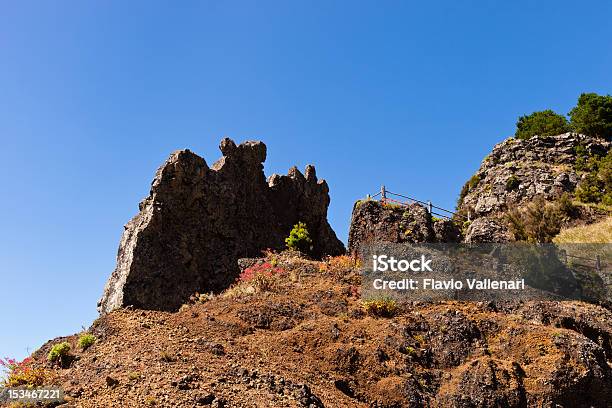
top-left (1, 1), bottom-right (611, 361)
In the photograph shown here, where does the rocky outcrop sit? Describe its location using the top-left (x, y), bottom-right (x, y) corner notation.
top-left (347, 200), bottom-right (461, 253)
top-left (98, 138), bottom-right (344, 314)
top-left (458, 133), bottom-right (609, 218)
top-left (348, 133), bottom-right (610, 248)
top-left (464, 217), bottom-right (514, 243)
top-left (455, 133), bottom-right (610, 241)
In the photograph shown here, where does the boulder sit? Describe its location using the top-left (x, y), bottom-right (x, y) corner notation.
top-left (98, 138), bottom-right (344, 314)
top-left (347, 200), bottom-right (460, 253)
top-left (464, 217), bottom-right (513, 243)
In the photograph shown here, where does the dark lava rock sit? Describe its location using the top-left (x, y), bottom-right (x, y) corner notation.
top-left (436, 358), bottom-right (527, 407)
top-left (98, 138), bottom-right (344, 314)
top-left (347, 199), bottom-right (464, 253)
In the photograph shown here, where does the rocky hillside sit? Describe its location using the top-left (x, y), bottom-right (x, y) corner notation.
top-left (346, 133), bottom-right (611, 251)
top-left (457, 133), bottom-right (610, 242)
top-left (6, 135), bottom-right (612, 408)
top-left (19, 252), bottom-right (612, 407)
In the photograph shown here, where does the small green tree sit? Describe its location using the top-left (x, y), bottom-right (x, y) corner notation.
top-left (515, 110), bottom-right (570, 140)
top-left (569, 93), bottom-right (612, 141)
top-left (285, 222), bottom-right (313, 253)
top-left (574, 150), bottom-right (612, 205)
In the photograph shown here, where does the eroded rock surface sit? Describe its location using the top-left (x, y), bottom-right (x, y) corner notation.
top-left (98, 138), bottom-right (344, 314)
top-left (456, 133), bottom-right (610, 240)
top-left (347, 200), bottom-right (461, 253)
top-left (458, 133), bottom-right (609, 219)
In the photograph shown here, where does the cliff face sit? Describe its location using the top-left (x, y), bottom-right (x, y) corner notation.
top-left (457, 133), bottom-right (610, 241)
top-left (98, 138), bottom-right (344, 314)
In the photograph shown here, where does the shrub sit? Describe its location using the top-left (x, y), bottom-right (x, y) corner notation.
top-left (457, 174), bottom-right (481, 206)
top-left (515, 109), bottom-right (570, 140)
top-left (238, 262), bottom-right (285, 283)
top-left (77, 333), bottom-right (96, 350)
top-left (574, 150), bottom-right (612, 204)
top-left (188, 292), bottom-right (211, 304)
top-left (506, 195), bottom-right (575, 242)
top-left (505, 175), bottom-right (520, 191)
top-left (319, 255), bottom-right (362, 275)
top-left (362, 296), bottom-right (398, 317)
top-left (47, 342), bottom-right (71, 364)
top-left (575, 173), bottom-right (603, 203)
top-left (0, 357), bottom-right (53, 387)
top-left (234, 262), bottom-right (286, 294)
top-left (285, 222), bottom-right (313, 253)
top-left (159, 351), bottom-right (175, 363)
top-left (569, 93), bottom-right (612, 141)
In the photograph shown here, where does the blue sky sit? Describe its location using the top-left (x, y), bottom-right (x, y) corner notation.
top-left (1, 1), bottom-right (611, 360)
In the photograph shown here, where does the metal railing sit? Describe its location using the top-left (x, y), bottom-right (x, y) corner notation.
top-left (366, 185), bottom-right (469, 222)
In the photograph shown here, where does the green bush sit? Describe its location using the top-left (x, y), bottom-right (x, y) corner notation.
top-left (569, 93), bottom-right (612, 141)
top-left (574, 150), bottom-right (612, 205)
top-left (506, 195), bottom-right (575, 243)
top-left (77, 333), bottom-right (96, 350)
top-left (515, 110), bottom-right (570, 140)
top-left (47, 342), bottom-right (71, 363)
top-left (457, 174), bottom-right (481, 206)
top-left (362, 296), bottom-right (398, 317)
top-left (285, 222), bottom-right (313, 253)
top-left (505, 175), bottom-right (520, 191)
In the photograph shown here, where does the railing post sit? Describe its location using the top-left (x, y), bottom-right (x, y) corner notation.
top-left (427, 200), bottom-right (432, 214)
top-left (381, 185), bottom-right (386, 203)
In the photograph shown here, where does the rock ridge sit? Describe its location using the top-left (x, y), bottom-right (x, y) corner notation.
top-left (98, 138), bottom-right (344, 314)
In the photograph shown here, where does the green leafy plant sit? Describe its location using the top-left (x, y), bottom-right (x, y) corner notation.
top-left (77, 333), bottom-right (96, 350)
top-left (47, 342), bottom-right (71, 364)
top-left (574, 150), bottom-right (612, 205)
top-left (506, 175), bottom-right (520, 191)
top-left (362, 296), bottom-right (398, 317)
top-left (457, 174), bottom-right (481, 206)
top-left (462, 220), bottom-right (472, 234)
top-left (569, 92), bottom-right (612, 141)
top-left (285, 222), bottom-right (313, 253)
top-left (515, 109), bottom-right (570, 140)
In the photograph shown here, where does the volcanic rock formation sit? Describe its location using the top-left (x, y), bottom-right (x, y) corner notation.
top-left (456, 132), bottom-right (610, 240)
top-left (347, 200), bottom-right (460, 253)
top-left (98, 138), bottom-right (344, 314)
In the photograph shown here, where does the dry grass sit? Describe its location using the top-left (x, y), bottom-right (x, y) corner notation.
top-left (553, 216), bottom-right (612, 244)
